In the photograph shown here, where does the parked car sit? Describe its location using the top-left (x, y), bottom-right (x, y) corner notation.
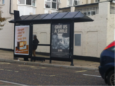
top-left (99, 41), bottom-right (115, 86)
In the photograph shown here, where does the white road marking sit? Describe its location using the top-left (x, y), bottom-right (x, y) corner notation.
top-left (41, 67), bottom-right (46, 69)
top-left (50, 75), bottom-right (55, 77)
top-left (7, 70), bottom-right (12, 71)
top-left (83, 74), bottom-right (101, 77)
top-left (75, 70), bottom-right (87, 73)
top-left (0, 80), bottom-right (28, 86)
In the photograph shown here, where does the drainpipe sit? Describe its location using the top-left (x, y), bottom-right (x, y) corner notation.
top-left (9, 0), bottom-right (14, 15)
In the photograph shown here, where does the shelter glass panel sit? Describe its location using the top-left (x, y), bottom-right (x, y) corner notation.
top-left (33, 24), bottom-right (50, 58)
top-left (24, 15), bottom-right (39, 20)
top-left (63, 12), bottom-right (78, 19)
top-left (20, 15), bottom-right (30, 20)
top-left (33, 14), bottom-right (48, 20)
top-left (43, 13), bottom-right (58, 19)
top-left (53, 12), bottom-right (68, 19)
top-left (74, 12), bottom-right (84, 18)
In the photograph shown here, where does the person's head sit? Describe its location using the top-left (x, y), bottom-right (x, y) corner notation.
top-left (34, 35), bottom-right (37, 39)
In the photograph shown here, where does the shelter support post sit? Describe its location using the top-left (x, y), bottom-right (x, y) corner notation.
top-left (70, 21), bottom-right (74, 66)
top-left (14, 23), bottom-right (18, 60)
top-left (49, 22), bottom-right (52, 64)
top-left (30, 23), bottom-right (33, 61)
top-left (70, 56), bottom-right (74, 66)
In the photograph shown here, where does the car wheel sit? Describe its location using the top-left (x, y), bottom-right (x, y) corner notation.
top-left (107, 71), bottom-right (114, 86)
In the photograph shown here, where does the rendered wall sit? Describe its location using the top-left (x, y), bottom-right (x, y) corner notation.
top-left (0, 17), bottom-right (14, 49)
top-left (0, 1), bottom-right (114, 58)
top-left (107, 14), bottom-right (115, 44)
top-left (0, 0), bottom-right (14, 49)
top-left (59, 0), bottom-right (68, 8)
top-left (73, 2), bottom-right (111, 57)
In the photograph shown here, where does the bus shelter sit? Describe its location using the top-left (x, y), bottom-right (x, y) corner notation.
top-left (9, 10), bottom-right (93, 66)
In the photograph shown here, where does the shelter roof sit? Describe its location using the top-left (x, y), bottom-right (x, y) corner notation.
top-left (9, 11), bottom-right (93, 24)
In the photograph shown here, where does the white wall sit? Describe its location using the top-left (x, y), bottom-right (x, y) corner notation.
top-left (18, 5), bottom-right (36, 16)
top-left (0, 17), bottom-right (14, 49)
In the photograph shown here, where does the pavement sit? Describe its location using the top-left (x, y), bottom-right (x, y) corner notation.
top-left (0, 50), bottom-right (100, 70)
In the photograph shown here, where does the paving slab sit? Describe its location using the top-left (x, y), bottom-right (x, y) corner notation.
top-left (0, 50), bottom-right (100, 70)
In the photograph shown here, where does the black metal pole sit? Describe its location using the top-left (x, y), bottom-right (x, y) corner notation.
top-left (70, 21), bottom-right (74, 66)
top-left (49, 22), bottom-right (52, 63)
top-left (14, 23), bottom-right (17, 60)
top-left (9, 0), bottom-right (14, 15)
top-left (30, 23), bottom-right (33, 61)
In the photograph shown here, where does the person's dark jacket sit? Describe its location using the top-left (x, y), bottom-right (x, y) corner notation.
top-left (33, 39), bottom-right (39, 50)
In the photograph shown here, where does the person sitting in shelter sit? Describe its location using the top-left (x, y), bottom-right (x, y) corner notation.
top-left (33, 35), bottom-right (39, 57)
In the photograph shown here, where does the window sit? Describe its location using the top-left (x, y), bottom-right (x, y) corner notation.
top-left (75, 34), bottom-right (81, 46)
top-left (2, 0), bottom-right (5, 4)
top-left (32, 0), bottom-right (35, 6)
top-left (74, 0), bottom-right (80, 6)
top-left (75, 6), bottom-right (98, 16)
top-left (74, 0), bottom-right (77, 5)
top-left (46, 2), bottom-right (50, 8)
top-left (84, 12), bottom-right (87, 15)
top-left (91, 11), bottom-right (96, 15)
top-left (111, 6), bottom-right (115, 14)
top-left (18, 0), bottom-right (36, 6)
top-left (52, 0), bottom-right (56, 8)
top-left (88, 11), bottom-right (90, 15)
top-left (18, 0), bottom-right (25, 4)
top-left (45, 0), bottom-right (57, 9)
top-left (26, 0), bottom-right (31, 5)
top-left (68, 0), bottom-right (73, 6)
top-left (95, 0), bottom-right (99, 3)
top-left (113, 0), bottom-right (115, 3)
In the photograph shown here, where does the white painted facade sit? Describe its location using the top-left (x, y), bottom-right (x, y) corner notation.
top-left (18, 5), bottom-right (36, 16)
top-left (33, 1), bottom-right (115, 58)
top-left (0, 0), bottom-right (115, 58)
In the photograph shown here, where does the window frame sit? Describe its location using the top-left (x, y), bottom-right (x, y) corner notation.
top-left (68, 0), bottom-right (73, 6)
top-left (26, 0), bottom-right (31, 5)
top-left (2, 0), bottom-right (5, 4)
top-left (18, 0), bottom-right (36, 7)
top-left (74, 0), bottom-right (80, 6)
top-left (45, 0), bottom-right (57, 9)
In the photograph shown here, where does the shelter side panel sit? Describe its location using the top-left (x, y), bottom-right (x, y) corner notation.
top-left (51, 23), bottom-right (70, 58)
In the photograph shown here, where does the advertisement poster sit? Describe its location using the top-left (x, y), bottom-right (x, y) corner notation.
top-left (15, 26), bottom-right (29, 55)
top-left (51, 23), bottom-right (70, 58)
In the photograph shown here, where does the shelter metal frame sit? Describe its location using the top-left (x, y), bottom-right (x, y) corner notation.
top-left (9, 10), bottom-right (93, 66)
